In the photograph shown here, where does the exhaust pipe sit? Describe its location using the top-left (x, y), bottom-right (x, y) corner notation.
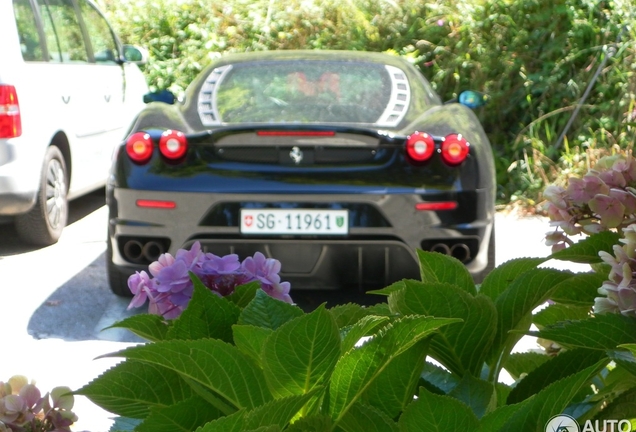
top-left (142, 241), bottom-right (165, 262)
top-left (123, 240), bottom-right (144, 263)
top-left (450, 243), bottom-right (471, 263)
top-left (430, 243), bottom-right (451, 255)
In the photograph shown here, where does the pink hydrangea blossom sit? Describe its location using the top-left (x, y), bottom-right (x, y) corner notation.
top-left (543, 155), bottom-right (636, 252)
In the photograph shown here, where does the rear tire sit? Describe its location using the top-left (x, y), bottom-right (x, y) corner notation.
top-left (107, 236), bottom-right (134, 297)
top-left (474, 225), bottom-right (496, 284)
top-left (15, 146), bottom-right (68, 246)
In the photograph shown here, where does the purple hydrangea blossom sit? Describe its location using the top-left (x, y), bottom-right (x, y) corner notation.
top-left (127, 242), bottom-right (293, 319)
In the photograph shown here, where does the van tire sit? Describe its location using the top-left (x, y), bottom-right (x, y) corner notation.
top-left (15, 146), bottom-right (68, 246)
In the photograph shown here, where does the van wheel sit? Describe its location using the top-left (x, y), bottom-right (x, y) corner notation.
top-left (15, 146), bottom-right (68, 246)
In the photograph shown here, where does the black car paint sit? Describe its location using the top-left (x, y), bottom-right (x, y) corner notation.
top-left (107, 50), bottom-right (496, 297)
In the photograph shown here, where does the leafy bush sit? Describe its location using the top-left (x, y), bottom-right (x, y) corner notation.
top-left (98, 0), bottom-right (636, 205)
top-left (77, 238), bottom-right (636, 431)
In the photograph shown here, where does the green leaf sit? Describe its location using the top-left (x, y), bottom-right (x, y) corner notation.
top-left (328, 315), bottom-right (461, 424)
top-left (166, 275), bottom-right (241, 342)
top-left (503, 352), bottom-right (551, 381)
top-left (233, 325), bottom-right (273, 363)
top-left (107, 314), bottom-right (169, 342)
top-left (475, 402), bottom-right (528, 432)
top-left (500, 360), bottom-right (608, 431)
top-left (338, 402), bottom-right (399, 432)
top-left (398, 388), bottom-right (479, 431)
top-left (507, 348), bottom-right (607, 404)
top-left (593, 387), bottom-right (636, 420)
top-left (531, 314), bottom-right (636, 350)
top-left (549, 231), bottom-right (621, 263)
top-left (226, 282), bottom-right (260, 308)
top-left (479, 257), bottom-right (547, 302)
top-left (532, 303), bottom-right (591, 329)
top-left (103, 339), bottom-right (273, 411)
top-left (76, 360), bottom-right (193, 418)
top-left (136, 395), bottom-right (223, 432)
top-left (329, 303), bottom-right (383, 328)
top-left (244, 391), bottom-right (321, 430)
top-left (341, 315), bottom-right (391, 354)
top-left (388, 279), bottom-right (496, 376)
top-left (448, 374), bottom-right (496, 419)
top-left (109, 417), bottom-right (142, 432)
top-left (360, 340), bottom-right (429, 419)
top-left (239, 289), bottom-right (304, 330)
top-left (285, 415), bottom-right (333, 432)
top-left (490, 268), bottom-right (574, 368)
top-left (262, 306), bottom-right (341, 398)
top-left (243, 425), bottom-right (281, 432)
top-left (416, 249), bottom-right (477, 295)
top-left (548, 272), bottom-right (606, 306)
top-left (194, 410), bottom-right (246, 432)
top-left (420, 361), bottom-right (460, 395)
top-left (608, 349), bottom-right (636, 378)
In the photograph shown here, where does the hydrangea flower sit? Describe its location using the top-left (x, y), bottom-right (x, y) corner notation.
top-left (594, 224), bottom-right (636, 317)
top-left (543, 155), bottom-right (636, 252)
top-left (127, 242), bottom-right (293, 319)
top-left (0, 376), bottom-right (77, 432)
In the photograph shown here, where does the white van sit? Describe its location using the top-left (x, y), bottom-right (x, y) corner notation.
top-left (0, 0), bottom-right (148, 245)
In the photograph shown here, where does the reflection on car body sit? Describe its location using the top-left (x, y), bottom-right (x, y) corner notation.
top-left (106, 50), bottom-right (496, 298)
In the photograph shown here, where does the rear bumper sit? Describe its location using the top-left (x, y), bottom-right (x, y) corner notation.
top-left (108, 188), bottom-right (494, 290)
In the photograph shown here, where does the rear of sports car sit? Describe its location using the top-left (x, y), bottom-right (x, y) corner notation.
top-left (106, 53), bottom-right (496, 298)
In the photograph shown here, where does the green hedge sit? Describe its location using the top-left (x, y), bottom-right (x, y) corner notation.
top-left (98, 0), bottom-right (636, 205)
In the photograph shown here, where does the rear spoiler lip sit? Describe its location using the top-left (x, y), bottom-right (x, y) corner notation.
top-left (186, 124), bottom-right (445, 145)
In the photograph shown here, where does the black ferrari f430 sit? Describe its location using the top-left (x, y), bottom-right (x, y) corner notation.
top-left (106, 50), bottom-right (497, 298)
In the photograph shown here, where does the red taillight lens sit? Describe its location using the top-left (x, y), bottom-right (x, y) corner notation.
top-left (441, 133), bottom-right (470, 166)
top-left (126, 132), bottom-right (154, 164)
top-left (415, 201), bottom-right (458, 211)
top-left (0, 85), bottom-right (22, 139)
top-left (159, 130), bottom-right (187, 160)
top-left (136, 199), bottom-right (176, 209)
top-left (406, 131), bottom-right (435, 163)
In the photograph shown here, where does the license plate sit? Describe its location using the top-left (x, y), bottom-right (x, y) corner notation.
top-left (240, 209), bottom-right (349, 235)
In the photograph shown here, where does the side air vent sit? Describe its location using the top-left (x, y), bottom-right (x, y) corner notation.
top-left (375, 65), bottom-right (411, 128)
top-left (197, 65), bottom-right (232, 126)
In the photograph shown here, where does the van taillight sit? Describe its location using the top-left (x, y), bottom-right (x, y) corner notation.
top-left (0, 85), bottom-right (22, 139)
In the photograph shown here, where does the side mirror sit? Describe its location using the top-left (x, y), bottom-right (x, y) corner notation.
top-left (122, 45), bottom-right (148, 65)
top-left (143, 90), bottom-right (176, 105)
top-left (458, 91), bottom-right (489, 109)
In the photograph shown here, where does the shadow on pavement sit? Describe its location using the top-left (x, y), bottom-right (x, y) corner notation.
top-left (27, 252), bottom-right (144, 343)
top-left (0, 188), bottom-right (106, 257)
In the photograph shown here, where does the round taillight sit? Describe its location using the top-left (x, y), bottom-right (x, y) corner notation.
top-left (406, 131), bottom-right (435, 163)
top-left (159, 130), bottom-right (187, 160)
top-left (125, 132), bottom-right (153, 163)
top-left (441, 133), bottom-right (469, 165)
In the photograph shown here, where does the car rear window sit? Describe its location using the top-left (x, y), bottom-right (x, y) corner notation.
top-left (213, 61), bottom-right (400, 124)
